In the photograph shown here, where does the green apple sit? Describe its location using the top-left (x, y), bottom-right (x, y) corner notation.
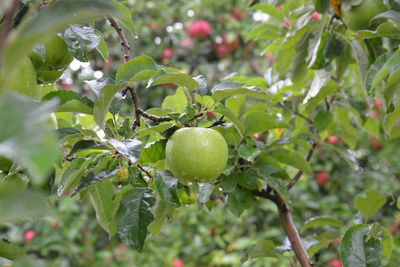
top-left (30, 35), bottom-right (73, 82)
top-left (165, 127), bottom-right (228, 183)
top-left (9, 56), bottom-right (37, 97)
top-left (342, 0), bottom-right (387, 31)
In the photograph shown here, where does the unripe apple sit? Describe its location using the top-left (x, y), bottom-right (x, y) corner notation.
top-left (116, 167), bottom-right (128, 182)
top-left (165, 127), bottom-right (228, 183)
top-left (341, 0), bottom-right (387, 31)
top-left (315, 171), bottom-right (328, 186)
top-left (24, 230), bottom-right (35, 242)
top-left (161, 48), bottom-right (174, 62)
top-left (327, 258), bottom-right (342, 267)
top-left (9, 56), bottom-right (37, 97)
top-left (187, 20), bottom-right (211, 39)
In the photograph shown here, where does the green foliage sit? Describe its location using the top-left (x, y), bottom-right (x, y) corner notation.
top-left (1, 0), bottom-right (400, 266)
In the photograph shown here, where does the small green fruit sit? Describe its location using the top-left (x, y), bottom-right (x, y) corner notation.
top-left (342, 0), bottom-right (387, 31)
top-left (30, 35), bottom-right (73, 83)
top-left (165, 127), bottom-right (228, 184)
top-left (116, 167), bottom-right (128, 182)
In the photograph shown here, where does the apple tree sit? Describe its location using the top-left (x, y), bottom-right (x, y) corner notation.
top-left (1, 0), bottom-right (400, 266)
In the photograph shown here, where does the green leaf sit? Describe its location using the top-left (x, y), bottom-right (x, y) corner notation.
top-left (148, 196), bottom-right (174, 237)
top-left (238, 143), bottom-right (262, 162)
top-left (128, 167), bottom-right (148, 188)
top-left (354, 189), bottom-right (386, 219)
top-left (189, 183), bottom-right (215, 204)
top-left (251, 3), bottom-right (283, 19)
top-left (0, 190), bottom-right (52, 223)
top-left (0, 239), bottom-right (24, 260)
top-left (110, 1), bottom-right (137, 37)
top-left (62, 24), bottom-right (100, 62)
top-left (381, 228), bottom-right (393, 260)
top-left (57, 157), bottom-right (97, 196)
top-left (363, 117), bottom-right (379, 138)
top-left (339, 224), bottom-right (382, 267)
top-left (108, 139), bottom-right (143, 164)
top-left (335, 107), bottom-right (357, 149)
top-left (211, 81), bottom-right (270, 103)
top-left (88, 180), bottom-right (117, 236)
top-left (246, 23), bottom-right (282, 41)
top-left (138, 139), bottom-right (167, 164)
top-left (314, 110), bottom-right (333, 131)
top-left (214, 103), bottom-right (245, 139)
top-left (115, 55), bottom-right (157, 83)
top-left (357, 22), bottom-right (400, 39)
top-left (271, 148), bottom-right (312, 174)
top-left (242, 240), bottom-right (276, 263)
top-left (227, 187), bottom-right (254, 217)
top-left (365, 49), bottom-right (396, 93)
top-left (264, 176), bottom-right (289, 204)
top-left (116, 188), bottom-right (155, 252)
top-left (237, 172), bottom-right (260, 191)
top-left (154, 170), bottom-right (181, 207)
top-left (43, 90), bottom-right (94, 108)
top-left (93, 84), bottom-right (120, 129)
top-left (0, 92), bottom-right (60, 185)
top-left (303, 69), bottom-right (331, 104)
top-left (2, 0), bottom-right (118, 76)
top-left (68, 140), bottom-right (106, 157)
top-left (244, 112), bottom-right (289, 136)
top-left (95, 29), bottom-right (109, 61)
top-left (148, 73), bottom-right (199, 91)
top-left (55, 127), bottom-right (84, 143)
top-left (301, 217), bottom-right (344, 233)
top-left (220, 174), bottom-right (239, 193)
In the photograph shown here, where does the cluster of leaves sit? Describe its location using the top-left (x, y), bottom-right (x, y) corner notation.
top-left (1, 0), bottom-right (400, 266)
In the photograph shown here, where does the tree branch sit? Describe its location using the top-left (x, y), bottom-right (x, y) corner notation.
top-left (286, 141), bottom-right (317, 190)
top-left (275, 194), bottom-right (313, 267)
top-left (0, 0), bottom-right (20, 55)
top-left (108, 17), bottom-right (130, 62)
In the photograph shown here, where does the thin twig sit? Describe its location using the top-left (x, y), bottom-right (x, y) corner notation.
top-left (137, 164), bottom-right (153, 179)
top-left (286, 141), bottom-right (317, 190)
top-left (108, 17), bottom-right (130, 62)
top-left (279, 103), bottom-right (313, 125)
top-left (0, 0), bottom-right (20, 55)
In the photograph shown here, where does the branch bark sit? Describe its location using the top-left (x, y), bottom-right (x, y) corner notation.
top-left (275, 194), bottom-right (313, 267)
top-left (0, 0), bottom-right (20, 56)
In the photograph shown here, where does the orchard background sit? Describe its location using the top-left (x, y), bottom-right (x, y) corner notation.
top-left (1, 0), bottom-right (400, 266)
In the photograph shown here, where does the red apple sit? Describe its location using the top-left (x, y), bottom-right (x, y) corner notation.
top-left (266, 52), bottom-right (274, 66)
top-left (222, 34), bottom-right (240, 53)
top-left (373, 98), bottom-right (383, 109)
top-left (149, 22), bottom-right (159, 30)
top-left (370, 112), bottom-right (377, 119)
top-left (187, 20), bottom-right (211, 39)
top-left (283, 18), bottom-right (291, 29)
top-left (209, 226), bottom-right (216, 236)
top-left (336, 238), bottom-right (342, 244)
top-left (180, 38), bottom-right (193, 47)
top-left (172, 258), bottom-right (184, 267)
top-left (310, 11), bottom-right (321, 21)
top-left (230, 7), bottom-right (245, 20)
top-left (276, 6), bottom-right (283, 12)
top-left (161, 48), bottom-right (174, 62)
top-left (315, 171), bottom-right (328, 186)
top-left (24, 230), bottom-right (35, 242)
top-left (327, 259), bottom-right (342, 267)
top-left (206, 111), bottom-right (216, 119)
top-left (212, 43), bottom-right (231, 59)
top-left (327, 136), bottom-right (339, 144)
top-left (369, 136), bottom-right (382, 151)
top-left (252, 133), bottom-right (263, 141)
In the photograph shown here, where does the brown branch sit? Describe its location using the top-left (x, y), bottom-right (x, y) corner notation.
top-left (389, 214), bottom-right (400, 235)
top-left (286, 141), bottom-right (317, 190)
top-left (137, 108), bottom-right (172, 122)
top-left (108, 17), bottom-right (130, 62)
top-left (0, 0), bottom-right (20, 55)
top-left (275, 194), bottom-right (313, 267)
top-left (137, 164), bottom-right (153, 179)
